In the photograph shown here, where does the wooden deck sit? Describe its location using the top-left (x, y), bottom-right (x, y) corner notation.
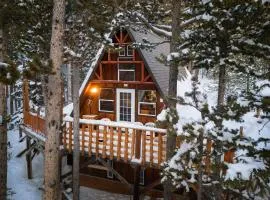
top-left (63, 117), bottom-right (167, 167)
top-left (22, 111), bottom-right (235, 168)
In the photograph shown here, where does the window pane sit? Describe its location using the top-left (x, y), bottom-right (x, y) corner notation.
top-left (100, 100), bottom-right (114, 112)
top-left (100, 89), bottom-right (114, 100)
top-left (119, 71), bottom-right (135, 81)
top-left (139, 103), bottom-right (156, 116)
top-left (138, 90), bottom-right (157, 103)
top-left (127, 46), bottom-right (133, 56)
top-left (119, 63), bottom-right (135, 70)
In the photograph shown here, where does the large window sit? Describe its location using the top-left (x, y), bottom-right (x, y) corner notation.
top-left (99, 88), bottom-right (114, 112)
top-left (118, 58), bottom-right (135, 81)
top-left (138, 90), bottom-right (157, 116)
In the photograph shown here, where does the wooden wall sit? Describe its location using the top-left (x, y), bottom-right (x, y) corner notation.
top-left (79, 30), bottom-right (165, 124)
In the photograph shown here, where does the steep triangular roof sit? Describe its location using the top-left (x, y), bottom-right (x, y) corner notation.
top-left (79, 26), bottom-right (170, 98)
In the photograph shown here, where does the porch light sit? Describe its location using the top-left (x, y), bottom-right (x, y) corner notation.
top-left (90, 87), bottom-right (98, 94)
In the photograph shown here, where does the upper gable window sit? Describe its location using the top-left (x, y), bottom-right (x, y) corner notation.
top-left (119, 45), bottom-right (133, 57)
top-left (118, 58), bottom-right (135, 81)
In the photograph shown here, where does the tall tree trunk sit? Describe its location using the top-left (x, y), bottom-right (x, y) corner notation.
top-left (72, 63), bottom-right (80, 200)
top-left (214, 64), bottom-right (226, 200)
top-left (0, 28), bottom-right (7, 200)
top-left (67, 63), bottom-right (72, 104)
top-left (43, 0), bottom-right (65, 199)
top-left (163, 1), bottom-right (181, 200)
top-left (217, 65), bottom-right (226, 107)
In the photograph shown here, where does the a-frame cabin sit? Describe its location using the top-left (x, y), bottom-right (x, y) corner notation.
top-left (66, 26), bottom-right (171, 198)
top-left (78, 26), bottom-right (169, 124)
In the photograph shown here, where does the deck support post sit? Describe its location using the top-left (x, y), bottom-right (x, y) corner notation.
top-left (135, 130), bottom-right (141, 159)
top-left (26, 137), bottom-right (32, 179)
top-left (132, 164), bottom-right (141, 200)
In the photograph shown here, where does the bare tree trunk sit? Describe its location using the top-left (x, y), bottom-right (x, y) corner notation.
top-left (0, 28), bottom-right (7, 200)
top-left (72, 63), bottom-right (80, 200)
top-left (163, 1), bottom-right (182, 200)
top-left (43, 0), bottom-right (65, 199)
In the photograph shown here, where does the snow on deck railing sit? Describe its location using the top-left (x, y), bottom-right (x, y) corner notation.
top-left (64, 116), bottom-right (167, 133)
top-left (63, 116), bottom-right (167, 166)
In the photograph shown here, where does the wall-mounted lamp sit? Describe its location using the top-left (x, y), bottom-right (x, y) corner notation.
top-left (90, 87), bottom-right (98, 94)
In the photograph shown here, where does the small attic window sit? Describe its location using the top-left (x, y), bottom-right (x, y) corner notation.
top-left (119, 45), bottom-right (133, 57)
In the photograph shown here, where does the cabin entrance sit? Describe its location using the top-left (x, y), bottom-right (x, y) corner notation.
top-left (116, 88), bottom-right (135, 122)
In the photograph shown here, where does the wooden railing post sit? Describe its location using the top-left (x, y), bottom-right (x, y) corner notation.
top-left (134, 130), bottom-right (142, 159)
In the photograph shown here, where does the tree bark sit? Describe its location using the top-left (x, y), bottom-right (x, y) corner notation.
top-left (163, 1), bottom-right (182, 200)
top-left (217, 65), bottom-right (226, 107)
top-left (67, 63), bottom-right (72, 104)
top-left (0, 28), bottom-right (7, 200)
top-left (72, 63), bottom-right (80, 200)
top-left (43, 0), bottom-right (65, 199)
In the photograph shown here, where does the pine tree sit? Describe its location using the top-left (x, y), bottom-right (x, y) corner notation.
top-left (160, 0), bottom-right (270, 199)
top-left (43, 0), bottom-right (65, 199)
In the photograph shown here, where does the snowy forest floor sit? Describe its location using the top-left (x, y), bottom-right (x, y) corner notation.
top-left (7, 129), bottom-right (133, 200)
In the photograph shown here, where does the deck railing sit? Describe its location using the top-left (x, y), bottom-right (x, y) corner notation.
top-left (22, 112), bottom-right (235, 167)
top-left (63, 117), bottom-right (167, 166)
top-left (23, 111), bottom-right (46, 135)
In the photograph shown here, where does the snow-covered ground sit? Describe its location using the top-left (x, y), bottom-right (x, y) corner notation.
top-left (7, 129), bottom-right (133, 200)
top-left (8, 129), bottom-right (43, 200)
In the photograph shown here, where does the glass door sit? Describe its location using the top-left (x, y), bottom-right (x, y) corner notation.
top-left (116, 89), bottom-right (135, 122)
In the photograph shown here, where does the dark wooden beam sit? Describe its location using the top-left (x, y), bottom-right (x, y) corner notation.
top-left (114, 34), bottom-right (120, 43)
top-left (141, 63), bottom-right (144, 82)
top-left (90, 80), bottom-right (154, 85)
top-left (97, 158), bottom-right (131, 188)
top-left (144, 75), bottom-right (151, 82)
top-left (94, 72), bottom-right (101, 80)
top-left (26, 137), bottom-right (32, 179)
top-left (122, 33), bottom-right (129, 43)
top-left (140, 179), bottom-right (161, 194)
top-left (101, 61), bottom-right (143, 64)
top-left (80, 174), bottom-right (131, 195)
top-left (99, 63), bottom-right (103, 80)
top-left (133, 164), bottom-right (141, 200)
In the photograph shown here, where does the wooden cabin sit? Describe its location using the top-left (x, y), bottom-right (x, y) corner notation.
top-left (20, 26), bottom-right (235, 200)
top-left (66, 26), bottom-right (171, 198)
top-left (78, 27), bottom-right (169, 124)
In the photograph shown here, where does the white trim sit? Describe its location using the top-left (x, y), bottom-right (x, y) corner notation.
top-left (138, 102), bottom-right (156, 116)
top-left (118, 46), bottom-right (125, 56)
top-left (99, 99), bottom-right (114, 113)
top-left (127, 45), bottom-right (133, 56)
top-left (116, 88), bottom-right (135, 122)
top-left (99, 88), bottom-right (114, 113)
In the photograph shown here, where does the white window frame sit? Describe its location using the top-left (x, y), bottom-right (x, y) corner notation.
top-left (116, 88), bottom-right (135, 122)
top-left (138, 90), bottom-right (157, 117)
top-left (126, 45), bottom-right (133, 57)
top-left (118, 46), bottom-right (125, 56)
top-left (99, 88), bottom-right (114, 113)
top-left (117, 57), bottom-right (135, 81)
top-left (138, 102), bottom-right (156, 117)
